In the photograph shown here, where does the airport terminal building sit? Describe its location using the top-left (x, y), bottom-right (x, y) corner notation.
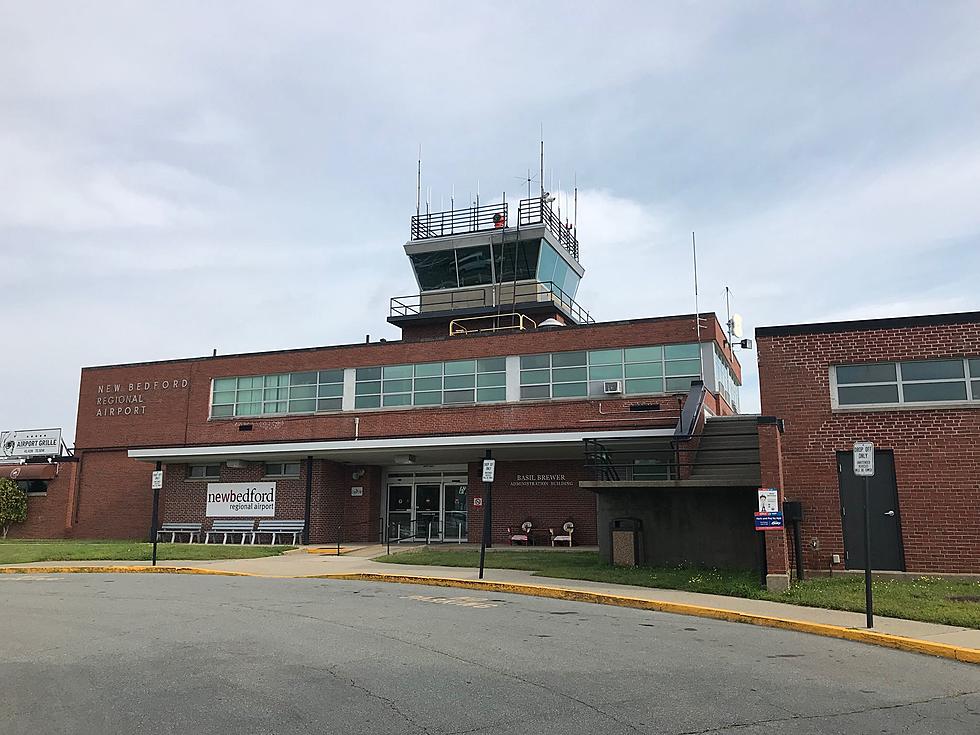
top-left (6, 192), bottom-right (979, 583)
top-left (12, 195), bottom-right (753, 555)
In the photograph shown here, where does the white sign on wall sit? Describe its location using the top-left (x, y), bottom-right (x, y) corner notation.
top-left (482, 459), bottom-right (496, 482)
top-left (151, 470), bottom-right (164, 490)
top-left (853, 441), bottom-right (875, 477)
top-left (351, 486), bottom-right (364, 497)
top-left (206, 482), bottom-right (276, 517)
top-left (758, 488), bottom-right (779, 513)
top-left (1, 428), bottom-right (62, 459)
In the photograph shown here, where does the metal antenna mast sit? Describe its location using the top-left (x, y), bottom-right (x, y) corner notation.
top-left (415, 145), bottom-right (421, 219)
top-left (693, 232), bottom-right (704, 380)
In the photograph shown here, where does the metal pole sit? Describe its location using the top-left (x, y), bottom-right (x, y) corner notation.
top-left (151, 461), bottom-right (161, 567)
top-left (303, 456), bottom-right (313, 545)
top-left (479, 449), bottom-right (492, 580)
top-left (864, 475), bottom-right (873, 628)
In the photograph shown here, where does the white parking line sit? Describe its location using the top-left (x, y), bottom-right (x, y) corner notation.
top-left (400, 594), bottom-right (498, 609)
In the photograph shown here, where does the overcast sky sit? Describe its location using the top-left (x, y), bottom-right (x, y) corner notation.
top-left (3, 2), bottom-right (979, 444)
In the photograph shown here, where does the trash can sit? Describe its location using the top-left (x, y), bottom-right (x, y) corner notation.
top-left (611, 517), bottom-right (643, 567)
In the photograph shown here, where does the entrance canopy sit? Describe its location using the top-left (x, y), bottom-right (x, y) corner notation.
top-left (127, 428), bottom-right (673, 466)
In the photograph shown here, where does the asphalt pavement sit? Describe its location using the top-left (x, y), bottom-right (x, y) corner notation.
top-left (1, 574), bottom-right (978, 734)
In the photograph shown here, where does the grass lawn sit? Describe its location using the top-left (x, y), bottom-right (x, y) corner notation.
top-left (0, 540), bottom-right (295, 565)
top-left (375, 548), bottom-right (980, 629)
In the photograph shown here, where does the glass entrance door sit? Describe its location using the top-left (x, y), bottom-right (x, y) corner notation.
top-left (443, 483), bottom-right (468, 542)
top-left (414, 483), bottom-right (441, 541)
top-left (386, 474), bottom-right (468, 542)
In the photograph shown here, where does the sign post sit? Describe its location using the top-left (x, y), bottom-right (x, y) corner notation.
top-left (479, 451), bottom-right (494, 580)
top-left (853, 441), bottom-right (875, 628)
top-left (150, 462), bottom-right (163, 567)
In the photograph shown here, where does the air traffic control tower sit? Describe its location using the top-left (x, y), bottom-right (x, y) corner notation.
top-left (388, 194), bottom-right (592, 341)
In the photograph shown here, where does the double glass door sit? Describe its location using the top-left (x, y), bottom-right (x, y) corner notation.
top-left (387, 474), bottom-right (467, 542)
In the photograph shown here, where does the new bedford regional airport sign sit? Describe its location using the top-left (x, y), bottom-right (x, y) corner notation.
top-left (1, 428), bottom-right (62, 459)
top-left (206, 482), bottom-right (276, 517)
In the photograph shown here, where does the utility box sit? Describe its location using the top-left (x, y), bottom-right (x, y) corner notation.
top-left (611, 517), bottom-right (643, 567)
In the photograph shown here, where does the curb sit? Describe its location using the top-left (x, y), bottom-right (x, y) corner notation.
top-left (319, 572), bottom-right (980, 666)
top-left (0, 565), bottom-right (254, 577)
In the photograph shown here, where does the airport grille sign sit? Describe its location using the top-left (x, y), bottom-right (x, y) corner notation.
top-left (1, 428), bottom-right (62, 458)
top-left (206, 482), bottom-right (276, 517)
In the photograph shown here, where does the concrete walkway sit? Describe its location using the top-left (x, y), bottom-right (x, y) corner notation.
top-left (5, 544), bottom-right (979, 651)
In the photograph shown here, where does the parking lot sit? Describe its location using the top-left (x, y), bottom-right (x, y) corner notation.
top-left (2, 574), bottom-right (978, 734)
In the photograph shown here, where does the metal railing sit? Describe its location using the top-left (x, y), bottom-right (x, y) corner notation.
top-left (384, 517), bottom-right (468, 554)
top-left (389, 280), bottom-right (594, 324)
top-left (411, 202), bottom-right (508, 240)
top-left (518, 196), bottom-right (580, 262)
top-left (583, 437), bottom-right (761, 482)
top-left (449, 313), bottom-right (537, 336)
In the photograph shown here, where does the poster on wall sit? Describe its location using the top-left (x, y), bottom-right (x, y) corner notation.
top-left (206, 482), bottom-right (276, 517)
top-left (1, 428), bottom-right (62, 458)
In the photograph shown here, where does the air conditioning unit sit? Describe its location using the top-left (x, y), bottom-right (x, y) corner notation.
top-left (603, 380), bottom-right (623, 395)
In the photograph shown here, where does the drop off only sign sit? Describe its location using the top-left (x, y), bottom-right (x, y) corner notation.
top-left (206, 482), bottom-right (276, 517)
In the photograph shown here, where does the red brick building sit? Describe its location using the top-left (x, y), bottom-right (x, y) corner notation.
top-left (7, 194), bottom-right (746, 554)
top-left (757, 312), bottom-right (980, 575)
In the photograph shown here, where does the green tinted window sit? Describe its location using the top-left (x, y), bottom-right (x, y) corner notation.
top-left (290, 371), bottom-right (317, 385)
top-left (444, 374), bottom-right (475, 389)
top-left (444, 360), bottom-right (476, 375)
top-left (383, 364), bottom-right (413, 380)
top-left (477, 372), bottom-right (505, 387)
top-left (552, 366), bottom-right (587, 383)
top-left (477, 387), bottom-right (506, 402)
top-left (477, 357), bottom-right (506, 373)
top-left (664, 343), bottom-right (700, 359)
top-left (900, 360), bottom-right (963, 381)
top-left (588, 349), bottom-right (622, 365)
top-left (625, 362), bottom-right (663, 379)
top-left (838, 385), bottom-right (899, 405)
top-left (552, 351), bottom-right (586, 367)
top-left (626, 378), bottom-right (664, 394)
top-left (356, 367), bottom-right (381, 381)
top-left (552, 382), bottom-right (588, 398)
top-left (625, 346), bottom-right (663, 363)
top-left (589, 364), bottom-right (623, 381)
top-left (213, 377), bottom-right (237, 392)
top-left (665, 359), bottom-right (701, 376)
top-left (414, 362), bottom-right (443, 378)
top-left (521, 354), bottom-right (550, 370)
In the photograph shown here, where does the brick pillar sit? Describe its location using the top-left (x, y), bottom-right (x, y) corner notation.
top-left (758, 418), bottom-right (791, 592)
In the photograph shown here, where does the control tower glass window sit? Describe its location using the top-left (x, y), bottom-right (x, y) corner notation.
top-left (456, 245), bottom-right (493, 287)
top-left (410, 250), bottom-right (457, 290)
top-left (492, 239), bottom-right (540, 282)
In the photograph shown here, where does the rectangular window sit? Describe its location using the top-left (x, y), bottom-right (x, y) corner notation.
top-left (834, 358), bottom-right (979, 408)
top-left (188, 464), bottom-right (221, 480)
top-left (353, 358), bottom-right (508, 408)
top-left (264, 462), bottom-right (301, 478)
top-left (212, 370), bottom-right (345, 417)
top-left (518, 343), bottom-right (707, 401)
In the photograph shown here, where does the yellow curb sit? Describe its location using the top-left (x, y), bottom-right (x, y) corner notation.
top-left (0, 565), bottom-right (258, 577)
top-left (319, 573), bottom-right (980, 666)
top-left (304, 547), bottom-right (352, 556)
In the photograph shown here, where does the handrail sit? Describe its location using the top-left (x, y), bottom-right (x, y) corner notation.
top-left (518, 196), bottom-right (580, 261)
top-left (390, 280), bottom-right (594, 324)
top-left (449, 313), bottom-right (537, 336)
top-left (411, 202), bottom-right (508, 240)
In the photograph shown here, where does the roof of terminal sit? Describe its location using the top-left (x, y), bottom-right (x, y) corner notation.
top-left (756, 310), bottom-right (980, 338)
top-left (81, 312), bottom-right (731, 372)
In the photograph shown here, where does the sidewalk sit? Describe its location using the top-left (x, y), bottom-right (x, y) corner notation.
top-left (4, 545), bottom-right (979, 656)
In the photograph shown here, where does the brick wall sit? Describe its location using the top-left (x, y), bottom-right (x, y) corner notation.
top-left (72, 450), bottom-right (155, 539)
top-left (7, 462), bottom-right (77, 539)
top-left (466, 460), bottom-right (596, 546)
top-left (75, 314), bottom-right (733, 451)
top-left (757, 318), bottom-right (980, 573)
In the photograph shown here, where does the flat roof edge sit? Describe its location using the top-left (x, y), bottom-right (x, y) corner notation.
top-left (80, 312), bottom-right (722, 372)
top-left (756, 310), bottom-right (980, 338)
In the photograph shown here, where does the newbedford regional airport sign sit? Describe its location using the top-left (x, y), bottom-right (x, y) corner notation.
top-left (206, 482), bottom-right (276, 517)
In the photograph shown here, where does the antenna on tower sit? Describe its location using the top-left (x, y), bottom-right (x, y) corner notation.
top-left (539, 125), bottom-right (545, 200)
top-left (693, 232), bottom-right (704, 380)
top-left (415, 145), bottom-right (422, 219)
top-left (573, 173), bottom-right (578, 236)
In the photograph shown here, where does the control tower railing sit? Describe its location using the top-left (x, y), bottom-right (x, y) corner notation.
top-left (390, 280), bottom-right (594, 325)
top-left (518, 196), bottom-right (579, 262)
top-left (408, 196), bottom-right (580, 263)
top-left (411, 202), bottom-right (508, 241)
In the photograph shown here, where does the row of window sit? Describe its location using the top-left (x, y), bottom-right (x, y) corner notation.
top-left (354, 358), bottom-right (506, 409)
top-left (210, 370), bottom-right (344, 418)
top-left (409, 239), bottom-right (582, 298)
top-left (209, 343), bottom-right (723, 419)
top-left (834, 358), bottom-right (980, 407)
top-left (187, 462), bottom-right (301, 480)
top-left (518, 343), bottom-right (702, 400)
